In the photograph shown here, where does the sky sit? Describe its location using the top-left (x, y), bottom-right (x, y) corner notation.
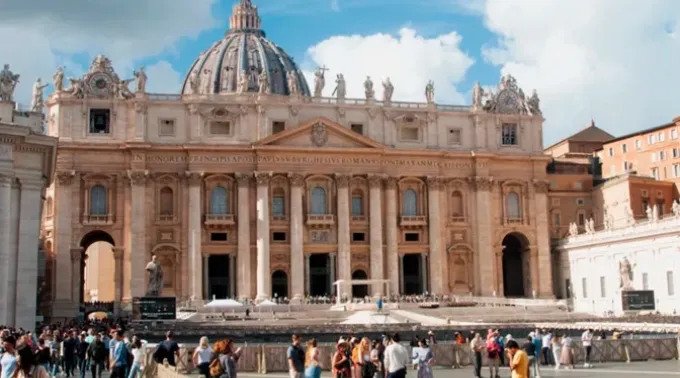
top-left (2, 0), bottom-right (680, 145)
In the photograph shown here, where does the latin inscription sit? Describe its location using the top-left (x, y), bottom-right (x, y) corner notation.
top-left (135, 154), bottom-right (486, 169)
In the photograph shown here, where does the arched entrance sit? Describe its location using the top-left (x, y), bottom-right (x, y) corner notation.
top-left (352, 270), bottom-right (368, 298)
top-left (309, 254), bottom-right (330, 296)
top-left (402, 254), bottom-right (424, 295)
top-left (208, 255), bottom-right (230, 299)
top-left (502, 233), bottom-right (528, 297)
top-left (272, 270), bottom-right (288, 299)
top-left (80, 231), bottom-right (115, 304)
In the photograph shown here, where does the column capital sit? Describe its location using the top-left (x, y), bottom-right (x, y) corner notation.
top-left (385, 176), bottom-right (398, 190)
top-left (55, 170), bottom-right (76, 186)
top-left (185, 171), bottom-right (204, 186)
top-left (112, 247), bottom-right (125, 261)
top-left (334, 173), bottom-right (350, 188)
top-left (254, 171), bottom-right (272, 186)
top-left (368, 174), bottom-right (385, 189)
top-left (426, 176), bottom-right (444, 189)
top-left (469, 176), bottom-right (494, 191)
top-left (329, 252), bottom-right (337, 258)
top-left (18, 176), bottom-right (46, 190)
top-left (235, 172), bottom-right (252, 186)
top-left (127, 170), bottom-right (149, 186)
top-left (532, 179), bottom-right (550, 194)
top-left (0, 174), bottom-right (13, 186)
top-left (288, 172), bottom-right (305, 187)
top-left (70, 248), bottom-right (83, 261)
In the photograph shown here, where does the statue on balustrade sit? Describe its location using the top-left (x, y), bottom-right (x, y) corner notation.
top-left (568, 222), bottom-right (578, 237)
top-left (146, 254), bottom-right (164, 297)
top-left (619, 257), bottom-right (635, 291)
top-left (673, 200), bottom-right (680, 217)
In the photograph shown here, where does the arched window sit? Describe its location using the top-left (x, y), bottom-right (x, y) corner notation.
top-left (311, 187), bottom-right (327, 214)
top-left (403, 189), bottom-right (417, 216)
top-left (506, 191), bottom-right (521, 219)
top-left (210, 186), bottom-right (229, 214)
top-left (451, 191), bottom-right (463, 217)
top-left (89, 185), bottom-right (107, 215)
top-left (351, 189), bottom-right (364, 216)
top-left (159, 187), bottom-right (174, 216)
top-left (272, 188), bottom-right (285, 216)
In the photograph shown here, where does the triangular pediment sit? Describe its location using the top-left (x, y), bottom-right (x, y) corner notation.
top-left (254, 117), bottom-right (385, 149)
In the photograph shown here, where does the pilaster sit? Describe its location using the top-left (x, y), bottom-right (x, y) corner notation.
top-left (426, 176), bottom-right (444, 294)
top-left (112, 247), bottom-right (124, 314)
top-left (235, 173), bottom-right (251, 299)
top-left (288, 173), bottom-right (305, 301)
top-left (335, 174), bottom-right (351, 291)
top-left (385, 177), bottom-right (399, 295)
top-left (368, 174), bottom-right (384, 296)
top-left (0, 174), bottom-right (13, 324)
top-left (70, 247), bottom-right (83, 304)
top-left (186, 171), bottom-right (204, 300)
top-left (127, 170), bottom-right (149, 298)
top-left (533, 179), bottom-right (553, 297)
top-left (53, 171), bottom-right (75, 304)
top-left (471, 176), bottom-right (494, 296)
top-left (255, 171), bottom-right (272, 300)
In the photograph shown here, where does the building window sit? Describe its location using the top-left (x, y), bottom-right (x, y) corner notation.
top-left (642, 272), bottom-right (649, 290)
top-left (673, 148), bottom-right (680, 158)
top-left (608, 147), bottom-right (614, 157)
top-left (501, 123), bottom-right (518, 146)
top-left (159, 187), bottom-right (174, 216)
top-left (210, 186), bottom-right (229, 214)
top-left (272, 121), bottom-right (285, 134)
top-left (623, 161), bottom-right (629, 171)
top-left (158, 119), bottom-right (175, 136)
top-left (651, 152), bottom-right (657, 163)
top-left (672, 129), bottom-right (679, 140)
top-left (350, 124), bottom-right (364, 135)
top-left (310, 187), bottom-right (327, 214)
top-left (210, 121), bottom-right (231, 135)
top-left (553, 212), bottom-right (561, 226)
top-left (272, 188), bottom-right (285, 216)
top-left (448, 129), bottom-right (461, 145)
top-left (89, 185), bottom-right (107, 215)
top-left (577, 198), bottom-right (585, 206)
top-left (577, 211), bottom-right (586, 226)
top-left (581, 277), bottom-right (588, 299)
top-left (635, 139), bottom-right (642, 150)
top-left (352, 232), bottom-right (366, 242)
top-left (402, 189), bottom-right (417, 216)
top-left (89, 109), bottom-right (111, 134)
top-left (400, 127), bottom-right (419, 141)
top-left (506, 191), bottom-right (521, 219)
top-left (451, 191), bottom-right (463, 217)
top-left (351, 190), bottom-right (364, 216)
top-left (651, 167), bottom-right (660, 180)
top-left (649, 134), bottom-right (657, 145)
top-left (405, 232), bottom-right (420, 242)
top-left (272, 232), bottom-right (287, 242)
top-left (600, 276), bottom-right (606, 298)
top-left (667, 271), bottom-right (675, 296)
top-left (621, 144), bottom-right (627, 153)
top-left (674, 164), bottom-right (680, 178)
top-left (660, 151), bottom-right (667, 160)
top-left (659, 132), bottom-right (666, 142)
top-left (642, 198), bottom-right (649, 215)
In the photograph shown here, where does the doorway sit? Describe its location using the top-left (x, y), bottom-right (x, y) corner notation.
top-left (309, 254), bottom-right (330, 296)
top-left (352, 270), bottom-right (368, 298)
top-left (272, 270), bottom-right (289, 299)
top-left (502, 233), bottom-right (527, 297)
top-left (208, 255), bottom-right (230, 299)
top-left (402, 254), bottom-right (424, 295)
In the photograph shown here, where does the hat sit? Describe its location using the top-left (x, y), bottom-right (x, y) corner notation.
top-left (337, 337), bottom-right (346, 344)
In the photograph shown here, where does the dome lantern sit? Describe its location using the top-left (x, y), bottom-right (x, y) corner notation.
top-left (229, 0), bottom-right (262, 33)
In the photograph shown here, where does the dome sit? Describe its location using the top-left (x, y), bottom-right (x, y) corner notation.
top-left (181, 0), bottom-right (311, 96)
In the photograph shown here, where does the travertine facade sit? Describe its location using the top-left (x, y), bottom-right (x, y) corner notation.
top-left (42, 0), bottom-right (554, 318)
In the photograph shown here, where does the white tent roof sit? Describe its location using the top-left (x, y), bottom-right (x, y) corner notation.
top-left (257, 299), bottom-right (278, 307)
top-left (204, 299), bottom-right (243, 308)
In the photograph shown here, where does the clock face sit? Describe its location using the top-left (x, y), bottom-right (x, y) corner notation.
top-left (88, 72), bottom-right (113, 97)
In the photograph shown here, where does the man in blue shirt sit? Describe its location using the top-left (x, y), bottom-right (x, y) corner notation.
top-left (109, 330), bottom-right (127, 378)
top-left (0, 336), bottom-right (17, 378)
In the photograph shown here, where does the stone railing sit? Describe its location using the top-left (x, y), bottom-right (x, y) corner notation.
top-left (146, 337), bottom-right (680, 373)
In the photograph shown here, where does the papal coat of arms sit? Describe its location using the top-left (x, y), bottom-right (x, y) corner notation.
top-left (311, 122), bottom-right (328, 147)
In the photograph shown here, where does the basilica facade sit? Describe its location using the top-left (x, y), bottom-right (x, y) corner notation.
top-left (42, 0), bottom-right (553, 318)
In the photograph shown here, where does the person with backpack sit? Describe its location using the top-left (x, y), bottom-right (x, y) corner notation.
top-left (209, 339), bottom-right (242, 378)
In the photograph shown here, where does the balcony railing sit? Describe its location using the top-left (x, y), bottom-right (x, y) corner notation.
top-left (306, 214), bottom-right (335, 227)
top-left (83, 214), bottom-right (114, 226)
top-left (450, 215), bottom-right (466, 223)
top-left (505, 217), bottom-right (523, 225)
top-left (158, 213), bottom-right (176, 223)
top-left (271, 214), bottom-right (288, 222)
top-left (400, 215), bottom-right (427, 228)
top-left (204, 214), bottom-right (235, 228)
top-left (351, 215), bottom-right (367, 222)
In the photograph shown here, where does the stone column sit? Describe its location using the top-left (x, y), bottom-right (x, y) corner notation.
top-left (368, 175), bottom-right (384, 296)
top-left (229, 254), bottom-right (236, 298)
top-left (385, 177), bottom-right (399, 296)
top-left (127, 170), bottom-right (149, 298)
top-left (426, 177), bottom-right (444, 295)
top-left (399, 255), bottom-right (405, 294)
top-left (335, 174), bottom-right (351, 291)
top-left (329, 253), bottom-right (337, 295)
top-left (533, 180), bottom-right (553, 297)
top-left (70, 248), bottom-right (83, 304)
top-left (421, 254), bottom-right (429, 294)
top-left (186, 172), bottom-right (204, 300)
top-left (0, 174), bottom-right (13, 324)
top-left (288, 173), bottom-right (305, 301)
top-left (112, 248), bottom-right (124, 314)
top-left (203, 255), bottom-right (209, 299)
top-left (472, 176), bottom-right (495, 296)
top-left (235, 173), bottom-right (251, 300)
top-left (305, 254), bottom-right (311, 295)
top-left (255, 172), bottom-right (272, 301)
top-left (53, 172), bottom-right (75, 305)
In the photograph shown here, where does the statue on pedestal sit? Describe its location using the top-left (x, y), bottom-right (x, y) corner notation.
top-left (146, 254), bottom-right (164, 297)
top-left (382, 77), bottom-right (394, 103)
top-left (134, 66), bottom-right (147, 94)
top-left (568, 222), bottom-right (578, 237)
top-left (53, 67), bottom-right (65, 92)
top-left (332, 74), bottom-right (346, 99)
top-left (425, 80), bottom-right (435, 104)
top-left (673, 200), bottom-right (680, 217)
top-left (30, 78), bottom-right (49, 112)
top-left (0, 64), bottom-right (20, 102)
top-left (313, 66), bottom-right (328, 97)
top-left (287, 71), bottom-right (298, 95)
top-left (364, 76), bottom-right (374, 100)
top-left (619, 257), bottom-right (635, 291)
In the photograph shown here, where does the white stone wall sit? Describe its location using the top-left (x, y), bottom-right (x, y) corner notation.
top-left (557, 216), bottom-right (680, 315)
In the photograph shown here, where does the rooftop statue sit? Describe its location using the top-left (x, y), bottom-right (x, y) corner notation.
top-left (53, 67), bottom-right (65, 92)
top-left (30, 78), bottom-right (49, 112)
top-left (364, 76), bottom-right (374, 100)
top-left (425, 80), bottom-right (435, 104)
top-left (382, 77), bottom-right (394, 103)
top-left (134, 66), bottom-right (147, 94)
top-left (332, 74), bottom-right (346, 99)
top-left (313, 66), bottom-right (328, 97)
top-left (472, 81), bottom-right (484, 109)
top-left (258, 70), bottom-right (270, 94)
top-left (287, 70), bottom-right (298, 95)
top-left (0, 64), bottom-right (20, 102)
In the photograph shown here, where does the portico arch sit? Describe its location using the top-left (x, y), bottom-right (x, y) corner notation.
top-left (79, 230), bottom-right (116, 304)
top-left (501, 232), bottom-right (530, 298)
top-left (351, 270), bottom-right (368, 298)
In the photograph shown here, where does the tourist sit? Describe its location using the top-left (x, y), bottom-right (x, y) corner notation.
top-left (304, 339), bottom-right (320, 378)
top-left (76, 333), bottom-right (89, 378)
top-left (355, 337), bottom-right (372, 378)
top-left (581, 329), bottom-right (593, 368)
top-left (331, 341), bottom-right (351, 378)
top-left (1, 336), bottom-right (17, 378)
top-left (86, 333), bottom-right (107, 378)
top-left (486, 330), bottom-right (501, 378)
top-left (49, 332), bottom-right (61, 376)
top-left (495, 331), bottom-right (506, 367)
top-left (540, 330), bottom-right (552, 365)
top-left (369, 340), bottom-right (383, 378)
top-left (426, 331), bottom-right (436, 346)
top-left (211, 339), bottom-right (241, 378)
top-left (451, 332), bottom-right (462, 369)
top-left (193, 337), bottom-right (212, 378)
top-left (13, 344), bottom-right (50, 378)
top-left (505, 340), bottom-right (528, 378)
top-left (551, 335), bottom-right (561, 370)
top-left (109, 330), bottom-right (128, 378)
top-left (287, 334), bottom-right (305, 378)
top-left (101, 331), bottom-right (110, 371)
top-left (521, 336), bottom-right (538, 378)
top-left (559, 334), bottom-right (574, 369)
top-left (158, 331), bottom-right (181, 368)
top-left (35, 338), bottom-right (52, 371)
top-left (127, 336), bottom-right (145, 378)
top-left (63, 330), bottom-right (77, 377)
top-left (470, 333), bottom-right (484, 378)
top-left (383, 334), bottom-right (409, 378)
top-left (411, 338), bottom-right (433, 378)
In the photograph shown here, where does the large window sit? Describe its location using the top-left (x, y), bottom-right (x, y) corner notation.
top-left (351, 190), bottom-right (364, 216)
top-left (451, 191), bottom-right (463, 217)
top-left (310, 187), bottom-right (327, 214)
top-left (506, 192), bottom-right (521, 219)
top-left (89, 185), bottom-right (107, 215)
top-left (272, 189), bottom-right (285, 217)
top-left (501, 123), bottom-right (518, 146)
top-left (668, 271), bottom-right (675, 296)
top-left (210, 186), bottom-right (229, 214)
top-left (159, 187), bottom-right (174, 216)
top-left (402, 189), bottom-right (417, 216)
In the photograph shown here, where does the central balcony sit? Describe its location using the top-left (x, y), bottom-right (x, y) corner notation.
top-left (400, 215), bottom-right (427, 228)
top-left (306, 214), bottom-right (335, 228)
top-left (83, 214), bottom-right (115, 226)
top-left (204, 213), bottom-right (235, 229)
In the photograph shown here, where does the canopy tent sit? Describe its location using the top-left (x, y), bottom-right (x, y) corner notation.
top-left (204, 299), bottom-right (244, 309)
top-left (257, 299), bottom-right (278, 307)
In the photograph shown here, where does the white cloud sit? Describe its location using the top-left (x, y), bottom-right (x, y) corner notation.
top-left (144, 61), bottom-right (183, 94)
top-left (476, 0), bottom-right (680, 144)
top-left (302, 27), bottom-right (475, 104)
top-left (0, 0), bottom-right (216, 106)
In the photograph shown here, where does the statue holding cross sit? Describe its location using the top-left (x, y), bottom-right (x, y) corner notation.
top-left (313, 65), bottom-right (328, 97)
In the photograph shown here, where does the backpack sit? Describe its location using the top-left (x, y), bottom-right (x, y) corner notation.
top-left (152, 344), bottom-right (167, 363)
top-left (209, 358), bottom-right (223, 378)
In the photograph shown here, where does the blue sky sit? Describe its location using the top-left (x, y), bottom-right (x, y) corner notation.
top-left (3, 0), bottom-right (680, 145)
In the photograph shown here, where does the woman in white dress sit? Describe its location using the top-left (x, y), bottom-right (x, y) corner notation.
top-left (551, 335), bottom-right (562, 370)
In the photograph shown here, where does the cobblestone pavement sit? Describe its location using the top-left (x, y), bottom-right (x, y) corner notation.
top-left (235, 361), bottom-right (680, 378)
